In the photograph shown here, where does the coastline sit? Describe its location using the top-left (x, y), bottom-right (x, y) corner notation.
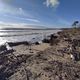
top-left (0, 29), bottom-right (61, 44)
top-left (0, 29), bottom-right (80, 80)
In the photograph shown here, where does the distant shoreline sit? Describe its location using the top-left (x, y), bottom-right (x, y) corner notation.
top-left (0, 28), bottom-right (62, 30)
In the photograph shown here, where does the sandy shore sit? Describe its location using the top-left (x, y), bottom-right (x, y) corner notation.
top-left (13, 43), bottom-right (50, 56)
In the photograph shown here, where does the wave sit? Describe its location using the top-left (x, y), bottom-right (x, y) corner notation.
top-left (0, 33), bottom-right (41, 37)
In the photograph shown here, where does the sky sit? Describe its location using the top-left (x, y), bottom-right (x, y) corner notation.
top-left (0, 0), bottom-right (80, 28)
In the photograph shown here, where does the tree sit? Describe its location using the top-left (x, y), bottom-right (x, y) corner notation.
top-left (72, 21), bottom-right (79, 28)
top-left (71, 21), bottom-right (80, 35)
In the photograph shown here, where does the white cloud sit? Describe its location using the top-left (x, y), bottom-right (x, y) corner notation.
top-left (0, 2), bottom-right (34, 18)
top-left (44, 0), bottom-right (60, 8)
top-left (0, 21), bottom-right (38, 28)
top-left (4, 14), bottom-right (40, 23)
top-left (0, 5), bottom-right (25, 16)
top-left (18, 8), bottom-right (26, 15)
top-left (0, 2), bottom-right (40, 23)
top-left (16, 17), bottom-right (40, 23)
top-left (25, 18), bottom-right (40, 23)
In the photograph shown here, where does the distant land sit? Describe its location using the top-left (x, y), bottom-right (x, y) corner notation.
top-left (0, 27), bottom-right (62, 30)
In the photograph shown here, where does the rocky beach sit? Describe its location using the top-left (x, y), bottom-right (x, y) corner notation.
top-left (0, 28), bottom-right (80, 80)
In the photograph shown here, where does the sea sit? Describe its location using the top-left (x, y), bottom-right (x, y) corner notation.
top-left (0, 29), bottom-right (60, 45)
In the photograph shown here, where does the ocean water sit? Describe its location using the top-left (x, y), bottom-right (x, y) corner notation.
top-left (0, 29), bottom-right (60, 45)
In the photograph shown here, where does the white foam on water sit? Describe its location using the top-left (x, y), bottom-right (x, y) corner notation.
top-left (0, 40), bottom-right (7, 45)
top-left (0, 30), bottom-right (61, 45)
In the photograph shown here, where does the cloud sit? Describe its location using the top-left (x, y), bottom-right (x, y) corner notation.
top-left (25, 18), bottom-right (40, 23)
top-left (0, 1), bottom-right (34, 18)
top-left (0, 2), bottom-right (40, 23)
top-left (18, 8), bottom-right (26, 15)
top-left (0, 5), bottom-right (25, 16)
top-left (0, 1), bottom-right (40, 23)
top-left (4, 14), bottom-right (40, 23)
top-left (0, 21), bottom-right (39, 28)
top-left (16, 17), bottom-right (40, 23)
top-left (44, 0), bottom-right (60, 8)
